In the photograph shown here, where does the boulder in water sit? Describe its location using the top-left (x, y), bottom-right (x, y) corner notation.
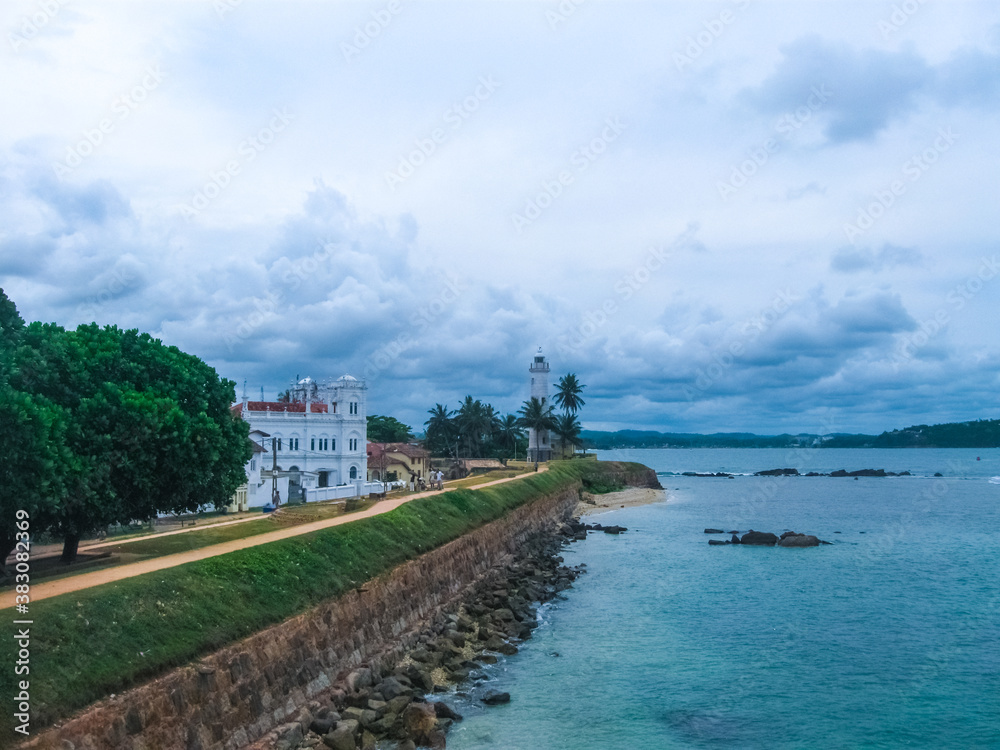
top-left (778, 534), bottom-right (821, 547)
top-left (740, 530), bottom-right (778, 546)
top-left (704, 528), bottom-right (725, 534)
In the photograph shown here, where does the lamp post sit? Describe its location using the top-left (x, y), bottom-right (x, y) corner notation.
top-left (271, 435), bottom-right (280, 508)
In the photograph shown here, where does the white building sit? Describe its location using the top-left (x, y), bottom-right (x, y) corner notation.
top-left (230, 375), bottom-right (368, 504)
top-left (227, 429), bottom-right (272, 512)
top-left (528, 347), bottom-right (554, 462)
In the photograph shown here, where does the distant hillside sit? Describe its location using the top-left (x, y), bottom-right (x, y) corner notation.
top-left (869, 419), bottom-right (1000, 448)
top-left (582, 419), bottom-right (1000, 449)
top-left (579, 430), bottom-right (840, 449)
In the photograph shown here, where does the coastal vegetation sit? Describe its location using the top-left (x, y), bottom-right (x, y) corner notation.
top-left (425, 373), bottom-right (587, 460)
top-left (0, 459), bottom-right (648, 737)
top-left (366, 414), bottom-right (415, 443)
top-left (424, 398), bottom-right (527, 460)
top-left (583, 418), bottom-right (1000, 450)
top-left (0, 290), bottom-right (250, 565)
top-left (863, 419), bottom-right (1000, 448)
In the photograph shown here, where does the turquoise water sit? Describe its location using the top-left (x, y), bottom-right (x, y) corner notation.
top-left (446, 449), bottom-right (1000, 749)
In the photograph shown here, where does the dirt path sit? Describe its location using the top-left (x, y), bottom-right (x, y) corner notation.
top-left (25, 512), bottom-right (278, 561)
top-left (2, 468), bottom-right (547, 609)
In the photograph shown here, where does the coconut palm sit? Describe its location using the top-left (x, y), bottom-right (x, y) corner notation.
top-left (496, 413), bottom-right (525, 461)
top-left (517, 397), bottom-right (557, 461)
top-left (424, 403), bottom-right (457, 457)
top-left (553, 413), bottom-right (582, 457)
top-left (456, 396), bottom-right (494, 458)
top-left (554, 373), bottom-right (586, 415)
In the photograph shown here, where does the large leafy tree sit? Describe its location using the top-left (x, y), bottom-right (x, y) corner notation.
top-left (0, 290), bottom-right (75, 569)
top-left (4, 300), bottom-right (251, 562)
top-left (367, 415), bottom-right (414, 443)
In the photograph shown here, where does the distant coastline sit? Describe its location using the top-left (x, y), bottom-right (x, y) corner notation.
top-left (582, 418), bottom-right (1000, 450)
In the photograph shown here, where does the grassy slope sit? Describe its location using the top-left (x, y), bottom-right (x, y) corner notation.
top-left (3, 502), bottom-right (379, 590)
top-left (2, 460), bottom-right (645, 736)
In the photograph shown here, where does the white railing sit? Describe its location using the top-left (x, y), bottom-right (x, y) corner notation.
top-left (305, 481), bottom-right (385, 503)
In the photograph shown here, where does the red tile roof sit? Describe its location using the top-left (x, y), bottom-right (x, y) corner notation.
top-left (245, 401), bottom-right (329, 413)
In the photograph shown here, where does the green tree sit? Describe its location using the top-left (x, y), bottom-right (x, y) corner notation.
top-left (496, 413), bottom-right (526, 461)
top-left (555, 373), bottom-right (586, 454)
top-left (367, 415), bottom-right (414, 443)
top-left (0, 290), bottom-right (76, 569)
top-left (8, 315), bottom-right (251, 561)
top-left (517, 396), bottom-right (557, 460)
top-left (424, 403), bottom-right (457, 457)
top-left (553, 413), bottom-right (582, 457)
top-left (456, 396), bottom-right (494, 458)
top-left (554, 373), bottom-right (586, 415)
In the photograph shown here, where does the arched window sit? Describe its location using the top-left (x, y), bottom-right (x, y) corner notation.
top-left (349, 466), bottom-right (358, 479)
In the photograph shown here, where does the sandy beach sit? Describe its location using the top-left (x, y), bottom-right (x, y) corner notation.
top-left (575, 487), bottom-right (668, 516)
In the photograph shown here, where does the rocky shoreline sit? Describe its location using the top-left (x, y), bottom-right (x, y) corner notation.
top-left (258, 518), bottom-right (600, 750)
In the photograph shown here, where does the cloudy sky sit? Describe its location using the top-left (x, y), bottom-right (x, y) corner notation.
top-left (2, 0), bottom-right (999, 435)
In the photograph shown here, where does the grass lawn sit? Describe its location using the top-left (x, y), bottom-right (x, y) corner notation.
top-left (443, 469), bottom-right (528, 490)
top-left (1, 500), bottom-right (377, 590)
top-left (0, 460), bottom-right (649, 737)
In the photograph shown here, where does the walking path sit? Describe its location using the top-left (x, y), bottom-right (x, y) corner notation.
top-left (2, 469), bottom-right (547, 609)
top-left (26, 511), bottom-right (279, 560)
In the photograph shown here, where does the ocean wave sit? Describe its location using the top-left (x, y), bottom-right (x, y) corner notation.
top-left (990, 476), bottom-right (1000, 485)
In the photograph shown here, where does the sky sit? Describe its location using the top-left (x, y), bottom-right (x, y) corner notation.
top-left (2, 0), bottom-right (999, 435)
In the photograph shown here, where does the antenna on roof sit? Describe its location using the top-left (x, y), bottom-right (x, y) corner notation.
top-left (242, 379), bottom-right (247, 400)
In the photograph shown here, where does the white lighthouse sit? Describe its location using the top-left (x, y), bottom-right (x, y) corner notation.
top-left (528, 346), bottom-right (553, 462)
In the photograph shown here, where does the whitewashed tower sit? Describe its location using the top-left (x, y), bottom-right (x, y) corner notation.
top-left (528, 346), bottom-right (553, 462)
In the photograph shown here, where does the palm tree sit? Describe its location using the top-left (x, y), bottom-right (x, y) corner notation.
top-left (553, 413), bottom-right (582, 458)
top-left (554, 373), bottom-right (586, 415)
top-left (456, 396), bottom-right (494, 458)
top-left (517, 397), bottom-right (557, 461)
top-left (496, 414), bottom-right (525, 461)
top-left (555, 373), bottom-right (587, 456)
top-left (425, 404), bottom-right (457, 458)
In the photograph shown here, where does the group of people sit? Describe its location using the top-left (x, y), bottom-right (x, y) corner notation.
top-left (410, 471), bottom-right (445, 492)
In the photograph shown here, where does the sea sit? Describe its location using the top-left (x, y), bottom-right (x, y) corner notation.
top-left (443, 448), bottom-right (1000, 750)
